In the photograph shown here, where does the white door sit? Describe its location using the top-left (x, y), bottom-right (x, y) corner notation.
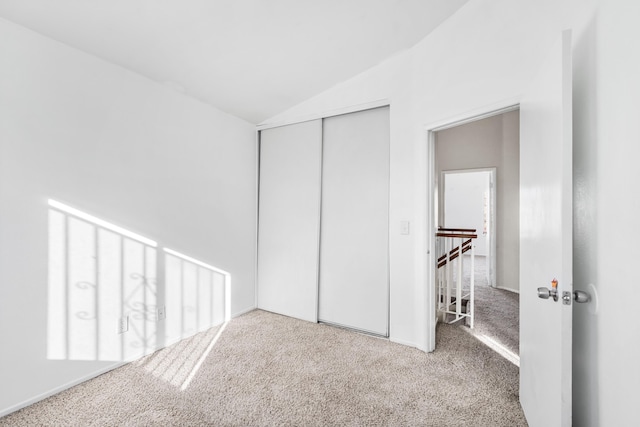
top-left (257, 120), bottom-right (322, 322)
top-left (318, 107), bottom-right (390, 336)
top-left (519, 30), bottom-right (573, 426)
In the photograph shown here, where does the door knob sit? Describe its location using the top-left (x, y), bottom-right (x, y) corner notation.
top-left (561, 290), bottom-right (592, 305)
top-left (538, 287), bottom-right (592, 305)
top-left (537, 287), bottom-right (558, 302)
top-left (573, 290), bottom-right (591, 303)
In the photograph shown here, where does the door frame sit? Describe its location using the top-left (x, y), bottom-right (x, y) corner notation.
top-left (440, 167), bottom-right (497, 288)
top-left (421, 101), bottom-right (519, 352)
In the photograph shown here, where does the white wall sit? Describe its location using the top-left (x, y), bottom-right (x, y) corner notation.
top-left (260, 0), bottom-right (640, 425)
top-left (436, 112), bottom-right (519, 291)
top-left (443, 171), bottom-right (489, 257)
top-left (0, 19), bottom-right (257, 415)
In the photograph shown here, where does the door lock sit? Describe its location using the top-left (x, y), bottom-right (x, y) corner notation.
top-left (562, 290), bottom-right (591, 305)
top-left (537, 286), bottom-right (558, 302)
top-left (537, 278), bottom-right (559, 302)
top-left (537, 279), bottom-right (591, 305)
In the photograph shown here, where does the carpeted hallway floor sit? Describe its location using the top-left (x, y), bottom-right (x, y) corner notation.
top-left (459, 255), bottom-right (520, 359)
top-left (1, 306), bottom-right (526, 426)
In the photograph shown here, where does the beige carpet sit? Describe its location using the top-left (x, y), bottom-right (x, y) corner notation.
top-left (1, 310), bottom-right (527, 426)
top-left (461, 255), bottom-right (520, 357)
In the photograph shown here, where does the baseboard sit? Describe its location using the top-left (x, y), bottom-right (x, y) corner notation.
top-left (1, 309), bottom-right (256, 419)
top-left (0, 344), bottom-right (162, 419)
top-left (232, 306), bottom-right (257, 318)
top-left (494, 286), bottom-right (519, 294)
top-left (389, 337), bottom-right (419, 349)
top-left (0, 361), bottom-right (125, 419)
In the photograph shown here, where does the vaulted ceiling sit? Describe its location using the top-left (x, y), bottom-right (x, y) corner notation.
top-left (0, 0), bottom-right (469, 123)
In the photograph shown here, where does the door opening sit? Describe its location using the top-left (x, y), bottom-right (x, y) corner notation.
top-left (429, 107), bottom-right (520, 364)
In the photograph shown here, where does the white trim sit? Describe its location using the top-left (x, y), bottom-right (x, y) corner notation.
top-left (441, 167), bottom-right (496, 174)
top-left (254, 131), bottom-right (261, 311)
top-left (495, 286), bottom-right (520, 294)
top-left (2, 308), bottom-right (249, 418)
top-left (256, 98), bottom-right (390, 131)
top-left (424, 97), bottom-right (521, 132)
top-left (417, 128), bottom-right (437, 352)
top-left (426, 130), bottom-right (437, 351)
top-left (389, 337), bottom-right (420, 349)
top-left (314, 119), bottom-right (324, 324)
top-left (0, 361), bottom-right (125, 418)
top-left (232, 306), bottom-right (257, 318)
top-left (422, 101), bottom-right (521, 354)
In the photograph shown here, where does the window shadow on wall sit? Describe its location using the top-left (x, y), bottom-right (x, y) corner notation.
top-left (47, 200), bottom-right (230, 368)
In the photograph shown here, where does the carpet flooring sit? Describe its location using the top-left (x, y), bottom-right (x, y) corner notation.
top-left (459, 255), bottom-right (520, 358)
top-left (1, 307), bottom-right (526, 426)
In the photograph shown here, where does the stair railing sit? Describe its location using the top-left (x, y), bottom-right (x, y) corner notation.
top-left (436, 227), bottom-right (477, 328)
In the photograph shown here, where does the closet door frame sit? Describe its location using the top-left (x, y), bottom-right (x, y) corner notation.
top-left (256, 102), bottom-right (390, 337)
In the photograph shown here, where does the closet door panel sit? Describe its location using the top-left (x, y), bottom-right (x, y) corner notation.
top-left (257, 120), bottom-right (322, 322)
top-left (319, 107), bottom-right (390, 336)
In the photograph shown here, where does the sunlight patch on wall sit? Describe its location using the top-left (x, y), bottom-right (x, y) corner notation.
top-left (48, 200), bottom-right (157, 247)
top-left (164, 248), bottom-right (231, 346)
top-left (47, 199), bottom-right (233, 377)
top-left (47, 200), bottom-right (158, 362)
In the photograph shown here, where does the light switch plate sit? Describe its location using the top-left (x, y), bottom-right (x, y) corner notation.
top-left (400, 221), bottom-right (410, 235)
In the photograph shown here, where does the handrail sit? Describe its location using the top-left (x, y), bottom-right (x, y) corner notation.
top-left (436, 232), bottom-right (477, 239)
top-left (438, 227), bottom-right (477, 233)
top-left (435, 225), bottom-right (476, 328)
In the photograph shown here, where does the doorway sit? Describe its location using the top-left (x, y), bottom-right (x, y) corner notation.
top-left (441, 168), bottom-right (496, 288)
top-left (431, 108), bottom-right (520, 362)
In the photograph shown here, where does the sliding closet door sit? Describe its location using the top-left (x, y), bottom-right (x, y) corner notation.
top-left (319, 107), bottom-right (390, 336)
top-left (257, 120), bottom-right (322, 322)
